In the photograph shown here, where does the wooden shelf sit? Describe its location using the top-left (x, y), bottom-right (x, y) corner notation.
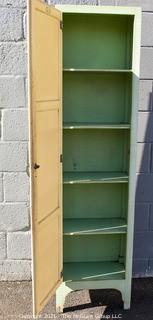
top-left (63, 122), bottom-right (130, 129)
top-left (64, 218), bottom-right (127, 235)
top-left (64, 172), bottom-right (129, 184)
top-left (64, 262), bottom-right (125, 282)
top-left (62, 11), bottom-right (135, 295)
top-left (63, 68), bottom-right (132, 73)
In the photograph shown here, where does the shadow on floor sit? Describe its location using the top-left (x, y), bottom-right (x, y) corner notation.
top-left (64, 278), bottom-right (153, 320)
top-left (0, 278), bottom-right (153, 319)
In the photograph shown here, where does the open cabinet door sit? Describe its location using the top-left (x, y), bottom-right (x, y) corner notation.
top-left (28, 0), bottom-right (62, 316)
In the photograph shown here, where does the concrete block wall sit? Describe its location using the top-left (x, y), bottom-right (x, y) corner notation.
top-left (0, 0), bottom-right (153, 280)
top-left (0, 0), bottom-right (31, 280)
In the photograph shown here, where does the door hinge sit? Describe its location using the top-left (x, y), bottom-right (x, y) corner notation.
top-left (60, 20), bottom-right (63, 30)
top-left (60, 269), bottom-right (63, 278)
top-left (60, 154), bottom-right (63, 163)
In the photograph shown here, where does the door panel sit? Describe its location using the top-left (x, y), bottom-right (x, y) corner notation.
top-left (36, 102), bottom-right (59, 223)
top-left (36, 210), bottom-right (60, 309)
top-left (28, 0), bottom-right (62, 315)
top-left (34, 9), bottom-right (60, 100)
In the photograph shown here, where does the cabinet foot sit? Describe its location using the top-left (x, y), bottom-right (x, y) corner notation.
top-left (56, 282), bottom-right (72, 313)
top-left (123, 302), bottom-right (130, 310)
top-left (121, 290), bottom-right (131, 310)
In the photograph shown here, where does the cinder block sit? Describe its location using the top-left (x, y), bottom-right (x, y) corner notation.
top-left (98, 0), bottom-right (115, 4)
top-left (134, 203), bottom-right (150, 231)
top-left (0, 233), bottom-right (6, 259)
top-left (133, 259), bottom-right (149, 278)
top-left (136, 143), bottom-right (151, 173)
top-left (141, 13), bottom-right (153, 47)
top-left (136, 174), bottom-right (153, 202)
top-left (23, 11), bottom-right (27, 39)
top-left (49, 0), bottom-right (75, 3)
top-left (25, 77), bottom-right (28, 107)
top-left (0, 142), bottom-right (27, 172)
top-left (0, 42), bottom-right (27, 75)
top-left (4, 173), bottom-right (29, 202)
top-left (0, 0), bottom-right (26, 7)
top-left (0, 76), bottom-right (25, 108)
top-left (137, 112), bottom-right (153, 142)
top-left (133, 231), bottom-right (153, 259)
top-left (140, 48), bottom-right (153, 80)
top-left (139, 80), bottom-right (153, 111)
top-left (7, 232), bottom-right (31, 259)
top-left (76, 0), bottom-right (97, 4)
top-left (0, 204), bottom-right (29, 232)
top-left (115, 0), bottom-right (153, 11)
top-left (0, 8), bottom-right (23, 41)
top-left (49, 0), bottom-right (97, 3)
top-left (2, 109), bottom-right (28, 141)
top-left (0, 260), bottom-right (31, 281)
top-left (0, 111), bottom-right (1, 137)
top-left (0, 174), bottom-right (3, 202)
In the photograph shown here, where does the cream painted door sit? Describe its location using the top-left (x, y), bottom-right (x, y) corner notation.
top-left (28, 0), bottom-right (62, 315)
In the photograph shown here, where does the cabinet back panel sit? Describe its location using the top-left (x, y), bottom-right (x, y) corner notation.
top-left (64, 184), bottom-right (128, 219)
top-left (64, 234), bottom-right (126, 262)
top-left (63, 73), bottom-right (132, 123)
top-left (63, 130), bottom-right (129, 172)
top-left (63, 14), bottom-right (133, 69)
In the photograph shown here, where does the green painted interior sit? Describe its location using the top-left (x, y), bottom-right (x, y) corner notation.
top-left (63, 72), bottom-right (132, 124)
top-left (64, 262), bottom-right (125, 281)
top-left (64, 218), bottom-right (127, 235)
top-left (64, 130), bottom-right (130, 172)
top-left (63, 69), bottom-right (132, 72)
top-left (64, 184), bottom-right (128, 219)
top-left (63, 12), bottom-right (132, 282)
top-left (63, 172), bottom-right (129, 184)
top-left (64, 234), bottom-right (126, 262)
top-left (63, 14), bottom-right (133, 69)
top-left (63, 123), bottom-right (131, 129)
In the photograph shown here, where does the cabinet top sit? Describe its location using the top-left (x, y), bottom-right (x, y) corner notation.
top-left (55, 4), bottom-right (141, 16)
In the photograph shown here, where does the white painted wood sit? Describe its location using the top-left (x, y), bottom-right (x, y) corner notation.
top-left (55, 4), bottom-right (142, 312)
top-left (125, 7), bottom-right (142, 306)
top-left (55, 4), bottom-right (141, 15)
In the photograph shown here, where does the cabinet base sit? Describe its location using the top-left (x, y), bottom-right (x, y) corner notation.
top-left (56, 280), bottom-right (131, 313)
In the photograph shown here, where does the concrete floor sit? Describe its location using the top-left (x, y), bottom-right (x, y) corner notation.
top-left (0, 278), bottom-right (153, 320)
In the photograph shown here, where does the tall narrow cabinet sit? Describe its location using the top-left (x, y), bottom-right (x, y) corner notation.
top-left (28, 1), bottom-right (141, 316)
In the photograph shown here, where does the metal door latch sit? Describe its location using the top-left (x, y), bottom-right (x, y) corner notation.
top-left (33, 163), bottom-right (40, 170)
